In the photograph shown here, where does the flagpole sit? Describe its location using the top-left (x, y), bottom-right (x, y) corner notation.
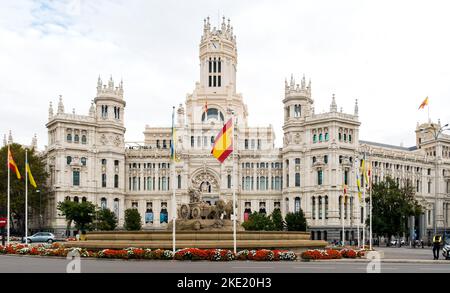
top-left (369, 176), bottom-right (373, 251)
top-left (362, 153), bottom-right (366, 249)
top-left (342, 173), bottom-right (345, 247)
top-left (232, 112), bottom-right (237, 254)
top-left (171, 106), bottom-right (176, 254)
top-left (7, 144), bottom-right (10, 246)
top-left (25, 149), bottom-right (28, 243)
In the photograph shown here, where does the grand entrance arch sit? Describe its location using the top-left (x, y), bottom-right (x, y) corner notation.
top-left (190, 168), bottom-right (221, 204)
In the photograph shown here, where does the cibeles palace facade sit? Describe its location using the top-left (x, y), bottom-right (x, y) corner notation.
top-left (42, 18), bottom-right (450, 242)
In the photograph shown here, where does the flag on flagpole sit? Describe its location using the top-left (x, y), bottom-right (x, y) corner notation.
top-left (8, 148), bottom-right (21, 180)
top-left (211, 118), bottom-right (233, 163)
top-left (170, 107), bottom-right (178, 162)
top-left (343, 184), bottom-right (348, 204)
top-left (367, 162), bottom-right (372, 189)
top-left (204, 100), bottom-right (208, 113)
top-left (26, 163), bottom-right (37, 189)
top-left (418, 97), bottom-right (429, 110)
top-left (356, 172), bottom-right (362, 202)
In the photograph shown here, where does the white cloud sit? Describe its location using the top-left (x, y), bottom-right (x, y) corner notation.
top-left (1, 0), bottom-right (449, 149)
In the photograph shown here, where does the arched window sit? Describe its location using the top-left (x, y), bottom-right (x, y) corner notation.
top-left (349, 134), bottom-right (352, 142)
top-left (177, 175), bottom-right (182, 189)
top-left (325, 133), bottom-right (329, 141)
top-left (74, 134), bottom-right (79, 143)
top-left (113, 198), bottom-right (119, 218)
top-left (101, 197), bottom-right (107, 209)
top-left (65, 196), bottom-right (70, 201)
top-left (313, 134), bottom-right (317, 143)
top-left (294, 197), bottom-right (301, 213)
top-left (312, 197), bottom-right (316, 219)
top-left (343, 134), bottom-right (347, 142)
top-left (74, 196), bottom-right (79, 203)
top-left (67, 133), bottom-right (72, 142)
top-left (325, 196), bottom-right (329, 219)
top-left (319, 133), bottom-right (323, 142)
top-left (201, 108), bottom-right (224, 122)
top-left (67, 156), bottom-right (72, 165)
top-left (324, 155), bottom-right (328, 164)
top-left (81, 157), bottom-right (87, 166)
top-left (82, 197), bottom-right (87, 203)
top-left (210, 136), bottom-right (215, 145)
top-left (318, 196), bottom-right (322, 219)
top-left (312, 156), bottom-right (316, 164)
top-left (339, 133), bottom-right (342, 141)
top-left (81, 135), bottom-right (87, 144)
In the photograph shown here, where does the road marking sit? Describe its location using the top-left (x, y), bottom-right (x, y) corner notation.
top-left (232, 267), bottom-right (274, 269)
top-left (293, 266), bottom-right (336, 270)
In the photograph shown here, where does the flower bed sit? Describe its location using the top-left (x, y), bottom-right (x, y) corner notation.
top-left (301, 249), bottom-right (365, 260)
top-left (0, 244), bottom-right (296, 262)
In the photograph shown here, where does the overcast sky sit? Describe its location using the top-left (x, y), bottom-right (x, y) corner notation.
top-left (1, 0), bottom-right (449, 149)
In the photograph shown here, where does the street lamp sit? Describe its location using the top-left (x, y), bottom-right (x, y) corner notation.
top-left (420, 122), bottom-right (449, 237)
top-left (36, 190), bottom-right (41, 231)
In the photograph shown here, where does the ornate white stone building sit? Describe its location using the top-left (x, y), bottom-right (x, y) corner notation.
top-left (42, 17), bottom-right (450, 242)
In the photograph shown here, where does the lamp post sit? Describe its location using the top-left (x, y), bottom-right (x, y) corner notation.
top-left (421, 122), bottom-right (449, 237)
top-left (36, 189), bottom-right (41, 231)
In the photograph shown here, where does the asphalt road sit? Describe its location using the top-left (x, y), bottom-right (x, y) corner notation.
top-left (1, 255), bottom-right (449, 273)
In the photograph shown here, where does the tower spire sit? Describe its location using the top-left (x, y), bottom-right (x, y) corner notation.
top-left (354, 99), bottom-right (359, 116)
top-left (31, 134), bottom-right (37, 149)
top-left (330, 94), bottom-right (337, 112)
top-left (8, 130), bottom-right (13, 144)
top-left (57, 95), bottom-right (64, 114)
top-left (3, 134), bottom-right (6, 146)
top-left (49, 101), bottom-right (54, 120)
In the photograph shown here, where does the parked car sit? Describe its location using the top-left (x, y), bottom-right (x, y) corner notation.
top-left (23, 232), bottom-right (55, 243)
top-left (443, 243), bottom-right (450, 260)
top-left (389, 239), bottom-right (406, 247)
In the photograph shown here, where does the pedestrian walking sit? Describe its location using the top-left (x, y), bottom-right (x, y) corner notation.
top-left (432, 234), bottom-right (442, 260)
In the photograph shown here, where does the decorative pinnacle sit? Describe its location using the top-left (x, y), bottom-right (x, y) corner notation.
top-left (330, 94), bottom-right (337, 112)
top-left (354, 99), bottom-right (359, 116)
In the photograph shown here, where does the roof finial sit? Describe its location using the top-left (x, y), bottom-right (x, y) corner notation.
top-left (31, 134), bottom-right (37, 149)
top-left (290, 74), bottom-right (295, 87)
top-left (49, 101), bottom-right (54, 120)
top-left (354, 99), bottom-right (359, 116)
top-left (330, 94), bottom-right (337, 112)
top-left (57, 95), bottom-right (64, 114)
top-left (8, 130), bottom-right (13, 144)
top-left (301, 74), bottom-right (306, 90)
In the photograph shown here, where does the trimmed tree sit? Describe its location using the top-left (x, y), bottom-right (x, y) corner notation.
top-left (285, 210), bottom-right (307, 231)
top-left (271, 209), bottom-right (285, 231)
top-left (57, 200), bottom-right (96, 232)
top-left (96, 208), bottom-right (117, 231)
top-left (124, 208), bottom-right (142, 231)
top-left (241, 212), bottom-right (274, 231)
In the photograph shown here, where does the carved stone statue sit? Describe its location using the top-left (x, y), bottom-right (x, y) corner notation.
top-left (168, 187), bottom-right (243, 231)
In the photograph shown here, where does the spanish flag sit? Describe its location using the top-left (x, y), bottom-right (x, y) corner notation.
top-left (211, 118), bottom-right (233, 163)
top-left (418, 97), bottom-right (429, 110)
top-left (26, 163), bottom-right (37, 189)
top-left (8, 148), bottom-right (21, 180)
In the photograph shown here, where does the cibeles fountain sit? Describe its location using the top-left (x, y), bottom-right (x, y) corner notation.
top-left (167, 188), bottom-right (244, 231)
top-left (67, 190), bottom-right (327, 251)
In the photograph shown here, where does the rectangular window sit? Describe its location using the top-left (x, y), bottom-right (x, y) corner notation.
top-left (213, 76), bottom-right (216, 87)
top-left (129, 177), bottom-right (131, 191)
top-left (114, 175), bottom-right (119, 188)
top-left (218, 60), bottom-right (221, 73)
top-left (286, 175), bottom-right (289, 188)
top-left (245, 139), bottom-right (249, 150)
top-left (73, 171), bottom-right (80, 186)
top-left (208, 60), bottom-right (212, 73)
top-left (428, 181), bottom-right (431, 193)
top-left (318, 170), bottom-right (323, 185)
top-left (102, 174), bottom-right (107, 188)
top-left (344, 170), bottom-right (349, 185)
top-left (227, 175), bottom-right (232, 189)
top-left (191, 136), bottom-right (194, 147)
top-left (257, 139), bottom-right (261, 150)
top-left (208, 76), bottom-right (212, 87)
top-left (213, 61), bottom-right (216, 73)
top-left (295, 173), bottom-right (300, 187)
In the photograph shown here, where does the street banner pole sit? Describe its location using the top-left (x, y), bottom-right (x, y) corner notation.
top-left (171, 106), bottom-right (176, 254)
top-left (232, 113), bottom-right (237, 254)
top-left (25, 149), bottom-right (28, 243)
top-left (7, 144), bottom-right (10, 246)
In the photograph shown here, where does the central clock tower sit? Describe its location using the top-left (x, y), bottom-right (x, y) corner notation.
top-left (199, 16), bottom-right (238, 95)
